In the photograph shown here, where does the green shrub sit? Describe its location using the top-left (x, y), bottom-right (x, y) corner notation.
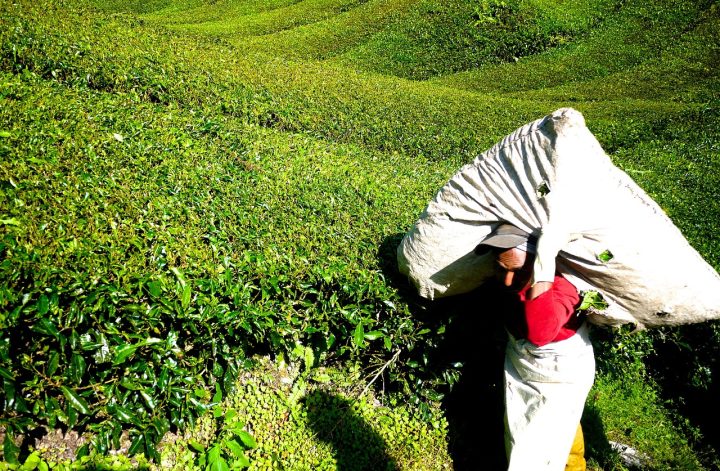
top-left (1, 0), bottom-right (719, 467)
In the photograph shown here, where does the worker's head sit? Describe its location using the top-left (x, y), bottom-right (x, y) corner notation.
top-left (476, 224), bottom-right (537, 291)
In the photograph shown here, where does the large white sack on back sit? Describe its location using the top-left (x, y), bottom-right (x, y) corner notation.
top-left (397, 108), bottom-right (720, 329)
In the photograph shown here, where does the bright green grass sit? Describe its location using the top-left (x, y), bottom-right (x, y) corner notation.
top-left (139, 0), bottom-right (298, 21)
top-left (610, 109), bottom-right (720, 267)
top-left (328, 0), bottom-right (621, 79)
top-left (143, 0), bottom-right (370, 38)
top-left (433, 0), bottom-right (714, 93)
top-left (226, 0), bottom-right (421, 60)
top-left (514, 8), bottom-right (720, 104)
top-left (585, 372), bottom-right (707, 471)
top-left (0, 64), bottom-right (453, 466)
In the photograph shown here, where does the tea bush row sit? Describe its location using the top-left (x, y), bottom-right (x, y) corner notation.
top-left (328, 0), bottom-right (622, 80)
top-left (2, 0), bottom-right (699, 165)
top-left (0, 66), bottom-right (454, 461)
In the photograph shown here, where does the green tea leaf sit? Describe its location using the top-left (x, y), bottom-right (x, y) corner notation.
top-left (36, 295), bottom-right (49, 315)
top-left (0, 217), bottom-right (21, 226)
top-left (3, 381), bottom-right (15, 410)
top-left (32, 318), bottom-right (59, 338)
top-left (304, 346), bottom-right (315, 370)
top-left (212, 384), bottom-right (222, 404)
top-left (237, 431), bottom-right (257, 449)
top-left (66, 402), bottom-right (78, 427)
top-left (579, 290), bottom-right (609, 311)
top-left (208, 445), bottom-right (222, 463)
top-left (225, 409), bottom-right (238, 422)
top-left (128, 434), bottom-right (144, 456)
top-left (112, 404), bottom-right (141, 426)
top-left (236, 454), bottom-right (251, 468)
top-left (69, 329), bottom-right (81, 351)
top-left (364, 330), bottom-right (384, 341)
top-left (22, 451), bottom-right (43, 470)
top-left (181, 283), bottom-right (192, 310)
top-left (209, 456), bottom-right (230, 471)
top-left (113, 343), bottom-right (138, 365)
top-left (0, 366), bottom-right (14, 381)
top-left (226, 439), bottom-right (245, 457)
top-left (326, 333), bottom-right (336, 350)
top-left (153, 417), bottom-right (170, 436)
top-left (144, 432), bottom-right (160, 463)
top-left (140, 390), bottom-right (157, 410)
top-left (313, 373), bottom-right (332, 383)
top-left (120, 378), bottom-right (143, 390)
top-left (227, 440), bottom-right (251, 466)
top-left (146, 280), bottom-right (163, 298)
top-left (353, 323), bottom-right (365, 348)
top-left (170, 267), bottom-right (186, 287)
top-left (60, 386), bottom-right (90, 415)
top-left (188, 440), bottom-right (205, 453)
top-left (3, 432), bottom-right (20, 465)
top-left (69, 354), bottom-right (86, 384)
top-left (158, 368), bottom-right (170, 389)
top-left (76, 444), bottom-right (90, 459)
top-left (597, 249), bottom-right (614, 263)
top-left (93, 334), bottom-right (112, 364)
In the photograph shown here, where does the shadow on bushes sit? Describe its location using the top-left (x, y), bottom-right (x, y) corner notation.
top-left (304, 390), bottom-right (398, 471)
top-left (644, 322), bottom-right (720, 469)
top-left (376, 233), bottom-right (418, 301)
top-left (378, 234), bottom-right (509, 469)
top-left (582, 405), bottom-right (622, 469)
top-left (423, 287), bottom-right (509, 470)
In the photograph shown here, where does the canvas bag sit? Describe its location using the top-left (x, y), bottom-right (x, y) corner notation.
top-left (397, 108), bottom-right (720, 329)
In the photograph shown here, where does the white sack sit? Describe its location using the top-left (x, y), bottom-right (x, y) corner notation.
top-left (397, 107), bottom-right (720, 329)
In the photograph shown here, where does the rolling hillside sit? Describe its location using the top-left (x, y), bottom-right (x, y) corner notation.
top-left (1, 0), bottom-right (719, 469)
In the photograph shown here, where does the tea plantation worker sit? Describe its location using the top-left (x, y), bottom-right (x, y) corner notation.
top-left (475, 223), bottom-right (595, 471)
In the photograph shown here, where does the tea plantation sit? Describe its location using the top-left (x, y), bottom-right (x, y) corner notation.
top-left (1, 0), bottom-right (719, 469)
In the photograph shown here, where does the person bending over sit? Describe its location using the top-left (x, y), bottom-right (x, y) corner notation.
top-left (476, 224), bottom-right (594, 471)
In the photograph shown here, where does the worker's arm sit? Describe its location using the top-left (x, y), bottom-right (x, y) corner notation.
top-left (522, 277), bottom-right (579, 346)
top-left (528, 281), bottom-right (552, 300)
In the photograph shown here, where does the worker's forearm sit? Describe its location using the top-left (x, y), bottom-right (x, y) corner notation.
top-left (528, 281), bottom-right (552, 300)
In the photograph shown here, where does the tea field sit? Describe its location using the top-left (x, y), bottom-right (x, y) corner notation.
top-left (1, 0), bottom-right (719, 469)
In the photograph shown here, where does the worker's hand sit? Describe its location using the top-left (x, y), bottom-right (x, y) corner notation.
top-left (528, 281), bottom-right (552, 300)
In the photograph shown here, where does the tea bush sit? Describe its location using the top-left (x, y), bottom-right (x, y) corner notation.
top-left (328, 0), bottom-right (621, 79)
top-left (0, 68), bottom-right (449, 461)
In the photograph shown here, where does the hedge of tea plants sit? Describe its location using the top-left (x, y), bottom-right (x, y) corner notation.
top-left (1, 0), bottom-right (719, 468)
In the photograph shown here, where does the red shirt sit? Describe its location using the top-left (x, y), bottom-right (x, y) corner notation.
top-left (510, 275), bottom-right (583, 347)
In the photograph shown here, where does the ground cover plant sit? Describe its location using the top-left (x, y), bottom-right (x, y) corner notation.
top-left (1, 0), bottom-right (719, 469)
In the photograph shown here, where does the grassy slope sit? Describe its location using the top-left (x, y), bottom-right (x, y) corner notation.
top-left (327, 0), bottom-right (621, 79)
top-left (147, 0), bottom-right (372, 37)
top-left (1, 0), bottom-right (719, 469)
